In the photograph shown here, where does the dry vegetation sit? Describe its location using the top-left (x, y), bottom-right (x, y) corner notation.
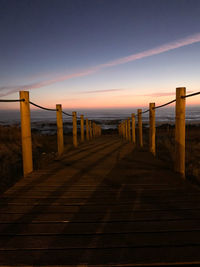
top-left (156, 124), bottom-right (200, 184)
top-left (0, 124), bottom-right (200, 194)
top-left (0, 125), bottom-right (59, 194)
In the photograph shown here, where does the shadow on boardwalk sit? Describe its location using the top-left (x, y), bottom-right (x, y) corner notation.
top-left (0, 135), bottom-right (200, 265)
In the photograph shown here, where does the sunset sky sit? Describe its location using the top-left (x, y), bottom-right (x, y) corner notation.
top-left (1, 0), bottom-right (200, 110)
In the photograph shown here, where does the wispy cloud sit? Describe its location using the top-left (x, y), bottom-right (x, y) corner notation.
top-left (99, 33), bottom-right (200, 68)
top-left (1, 32), bottom-right (200, 97)
top-left (114, 90), bottom-right (194, 98)
top-left (0, 68), bottom-right (97, 97)
top-left (142, 90), bottom-right (193, 97)
top-left (80, 88), bottom-right (125, 94)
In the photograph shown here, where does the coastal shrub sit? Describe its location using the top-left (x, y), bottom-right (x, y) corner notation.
top-left (0, 125), bottom-right (57, 194)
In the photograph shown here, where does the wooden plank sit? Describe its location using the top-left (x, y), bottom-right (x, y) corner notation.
top-left (1, 220), bottom-right (200, 235)
top-left (1, 136), bottom-right (200, 265)
top-left (1, 231), bottom-right (200, 249)
top-left (0, 246), bottom-right (200, 265)
top-left (1, 210), bottom-right (200, 223)
top-left (2, 203), bottom-right (200, 213)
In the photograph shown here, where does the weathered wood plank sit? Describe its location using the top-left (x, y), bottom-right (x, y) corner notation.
top-left (0, 135), bottom-right (200, 266)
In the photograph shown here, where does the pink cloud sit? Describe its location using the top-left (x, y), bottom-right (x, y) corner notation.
top-left (142, 90), bottom-right (193, 97)
top-left (1, 32), bottom-right (200, 97)
top-left (100, 33), bottom-right (200, 67)
top-left (80, 88), bottom-right (125, 94)
top-left (0, 68), bottom-right (97, 97)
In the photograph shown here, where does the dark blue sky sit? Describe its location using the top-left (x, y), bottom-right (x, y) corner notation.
top-left (1, 0), bottom-right (200, 108)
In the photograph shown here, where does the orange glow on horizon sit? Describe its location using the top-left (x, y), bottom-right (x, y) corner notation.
top-left (0, 92), bottom-right (199, 110)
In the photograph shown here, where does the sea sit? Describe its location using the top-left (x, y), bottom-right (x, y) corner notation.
top-left (0, 106), bottom-right (200, 134)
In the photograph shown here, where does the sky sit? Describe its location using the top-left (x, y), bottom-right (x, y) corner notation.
top-left (0, 0), bottom-right (200, 110)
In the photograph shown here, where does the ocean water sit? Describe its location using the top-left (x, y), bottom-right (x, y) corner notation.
top-left (0, 106), bottom-right (199, 133)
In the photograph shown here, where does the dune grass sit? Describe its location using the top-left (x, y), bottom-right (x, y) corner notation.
top-left (0, 125), bottom-right (58, 194)
top-left (0, 124), bottom-right (199, 194)
top-left (156, 124), bottom-right (200, 184)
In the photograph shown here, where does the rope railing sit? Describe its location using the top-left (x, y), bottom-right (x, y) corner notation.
top-left (153, 99), bottom-right (176, 109)
top-left (134, 91), bottom-right (200, 114)
top-left (140, 97), bottom-right (176, 114)
top-left (28, 98), bottom-right (96, 121)
top-left (29, 97), bottom-right (98, 122)
top-left (141, 109), bottom-right (149, 114)
top-left (30, 100), bottom-right (82, 118)
top-left (118, 88), bottom-right (200, 178)
top-left (0, 99), bottom-right (25, 102)
top-left (62, 111), bottom-right (73, 117)
top-left (0, 90), bottom-right (102, 177)
top-left (29, 101), bottom-right (57, 112)
top-left (29, 100), bottom-right (82, 118)
top-left (182, 91), bottom-right (200, 98)
top-left (141, 99), bottom-right (176, 113)
top-left (0, 97), bottom-right (83, 118)
top-left (140, 91), bottom-right (200, 112)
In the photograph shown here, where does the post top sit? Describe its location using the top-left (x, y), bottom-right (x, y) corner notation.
top-left (19, 91), bottom-right (29, 96)
top-left (176, 87), bottom-right (186, 96)
top-left (149, 102), bottom-right (155, 107)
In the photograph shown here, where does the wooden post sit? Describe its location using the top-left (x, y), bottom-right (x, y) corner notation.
top-left (97, 125), bottom-right (99, 136)
top-left (119, 124), bottom-right (122, 136)
top-left (138, 109), bottom-right (143, 147)
top-left (92, 122), bottom-right (95, 139)
top-left (123, 121), bottom-right (125, 139)
top-left (72, 111), bottom-right (78, 147)
top-left (149, 103), bottom-right (156, 156)
top-left (19, 91), bottom-right (33, 176)
top-left (131, 113), bottom-right (136, 145)
top-left (80, 115), bottom-right (84, 142)
top-left (127, 117), bottom-right (131, 141)
top-left (86, 118), bottom-right (89, 140)
top-left (125, 120), bottom-right (128, 140)
top-left (175, 87), bottom-right (186, 178)
top-left (89, 121), bottom-right (93, 139)
top-left (56, 104), bottom-right (64, 156)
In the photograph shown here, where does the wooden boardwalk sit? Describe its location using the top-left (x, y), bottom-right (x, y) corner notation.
top-left (1, 135), bottom-right (200, 266)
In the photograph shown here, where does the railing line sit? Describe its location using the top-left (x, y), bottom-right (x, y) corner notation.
top-left (0, 97), bottom-right (98, 122)
top-left (141, 99), bottom-right (176, 114)
top-left (140, 90), bottom-right (200, 114)
top-left (29, 101), bottom-right (57, 112)
top-left (153, 99), bottom-right (176, 110)
top-left (182, 91), bottom-right (200, 98)
top-left (62, 111), bottom-right (73, 117)
top-left (0, 99), bottom-right (25, 102)
top-left (141, 109), bottom-right (150, 114)
top-left (29, 101), bottom-right (82, 119)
